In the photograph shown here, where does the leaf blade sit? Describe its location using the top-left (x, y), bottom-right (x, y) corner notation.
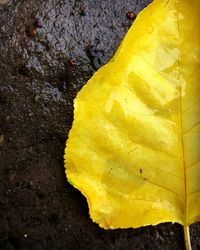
top-left (64, 0), bottom-right (200, 229)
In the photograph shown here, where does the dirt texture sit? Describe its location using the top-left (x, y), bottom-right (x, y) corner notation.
top-left (0, 0), bottom-right (199, 249)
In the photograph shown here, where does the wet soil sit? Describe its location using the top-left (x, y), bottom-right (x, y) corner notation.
top-left (0, 0), bottom-right (199, 249)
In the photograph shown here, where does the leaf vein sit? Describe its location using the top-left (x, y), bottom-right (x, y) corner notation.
top-left (187, 159), bottom-right (200, 170)
top-left (128, 198), bottom-right (182, 216)
top-left (188, 189), bottom-right (200, 198)
top-left (184, 122), bottom-right (200, 135)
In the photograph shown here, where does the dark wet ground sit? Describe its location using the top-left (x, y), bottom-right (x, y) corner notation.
top-left (0, 0), bottom-right (199, 249)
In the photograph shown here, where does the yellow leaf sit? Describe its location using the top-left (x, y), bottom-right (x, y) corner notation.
top-left (64, 0), bottom-right (200, 238)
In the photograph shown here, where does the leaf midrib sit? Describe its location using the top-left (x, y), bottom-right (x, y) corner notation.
top-left (176, 1), bottom-right (187, 225)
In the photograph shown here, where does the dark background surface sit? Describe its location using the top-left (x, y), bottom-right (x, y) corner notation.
top-left (0, 0), bottom-right (199, 249)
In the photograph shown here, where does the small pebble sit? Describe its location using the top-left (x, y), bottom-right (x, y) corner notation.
top-left (127, 11), bottom-right (136, 21)
top-left (28, 27), bottom-right (37, 37)
top-left (69, 59), bottom-right (76, 66)
top-left (35, 44), bottom-right (45, 53)
top-left (34, 18), bottom-right (43, 28)
top-left (80, 5), bottom-right (86, 16)
top-left (5, 115), bottom-right (11, 122)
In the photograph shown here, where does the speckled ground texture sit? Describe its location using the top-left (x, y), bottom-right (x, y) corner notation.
top-left (0, 0), bottom-right (199, 249)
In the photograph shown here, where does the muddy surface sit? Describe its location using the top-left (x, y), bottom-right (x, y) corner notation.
top-left (0, 0), bottom-right (199, 249)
